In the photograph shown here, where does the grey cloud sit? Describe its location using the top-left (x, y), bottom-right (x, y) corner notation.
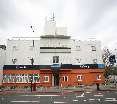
top-left (0, 0), bottom-right (117, 49)
top-left (0, 0), bottom-right (17, 29)
top-left (77, 0), bottom-right (117, 31)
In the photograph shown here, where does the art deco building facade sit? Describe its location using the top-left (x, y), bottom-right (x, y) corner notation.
top-left (2, 17), bottom-right (105, 87)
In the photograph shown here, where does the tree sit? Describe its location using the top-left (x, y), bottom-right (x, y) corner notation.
top-left (102, 48), bottom-right (116, 77)
top-left (102, 48), bottom-right (111, 77)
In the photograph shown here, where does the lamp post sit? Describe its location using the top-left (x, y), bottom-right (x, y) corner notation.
top-left (112, 66), bottom-right (117, 87)
top-left (30, 74), bottom-right (33, 92)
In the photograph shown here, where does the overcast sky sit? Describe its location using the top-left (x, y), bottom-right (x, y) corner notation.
top-left (0, 0), bottom-right (117, 49)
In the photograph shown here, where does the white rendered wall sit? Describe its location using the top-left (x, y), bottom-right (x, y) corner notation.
top-left (5, 38), bottom-right (103, 65)
top-left (0, 48), bottom-right (6, 67)
top-left (56, 27), bottom-right (67, 35)
top-left (6, 40), bottom-right (40, 65)
top-left (0, 48), bottom-right (6, 85)
top-left (70, 40), bottom-right (103, 65)
top-left (44, 20), bottom-right (56, 35)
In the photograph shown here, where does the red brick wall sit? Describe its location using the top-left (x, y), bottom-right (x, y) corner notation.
top-left (59, 69), bottom-right (105, 87)
top-left (3, 69), bottom-right (105, 87)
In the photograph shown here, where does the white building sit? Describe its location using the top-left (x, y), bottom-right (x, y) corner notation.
top-left (5, 38), bottom-right (103, 66)
top-left (2, 17), bottom-right (105, 87)
top-left (4, 18), bottom-right (104, 68)
top-left (0, 45), bottom-right (6, 85)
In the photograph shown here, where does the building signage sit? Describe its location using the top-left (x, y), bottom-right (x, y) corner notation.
top-left (51, 64), bottom-right (61, 68)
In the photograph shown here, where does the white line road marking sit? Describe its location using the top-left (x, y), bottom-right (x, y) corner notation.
top-left (105, 98), bottom-right (117, 102)
top-left (83, 100), bottom-right (87, 102)
top-left (106, 98), bottom-right (116, 100)
top-left (73, 100), bottom-right (78, 102)
top-left (94, 94), bottom-right (103, 97)
top-left (11, 101), bottom-right (40, 103)
top-left (21, 95), bottom-right (60, 97)
top-left (1, 97), bottom-right (4, 100)
top-left (76, 93), bottom-right (85, 98)
top-left (97, 99), bottom-right (101, 101)
top-left (89, 99), bottom-right (101, 102)
top-left (98, 93), bottom-right (102, 94)
top-left (89, 99), bottom-right (95, 101)
top-left (105, 99), bottom-right (117, 101)
top-left (86, 91), bottom-right (91, 93)
top-left (81, 93), bottom-right (84, 96)
top-left (54, 101), bottom-right (67, 103)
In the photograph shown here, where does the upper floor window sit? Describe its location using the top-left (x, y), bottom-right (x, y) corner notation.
top-left (76, 46), bottom-right (81, 51)
top-left (12, 46), bottom-right (18, 51)
top-left (93, 59), bottom-right (97, 64)
top-left (53, 56), bottom-right (59, 63)
top-left (91, 46), bottom-right (96, 51)
top-left (76, 58), bottom-right (81, 63)
top-left (29, 46), bottom-right (34, 51)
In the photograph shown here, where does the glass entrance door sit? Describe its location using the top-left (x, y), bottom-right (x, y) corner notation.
top-left (54, 73), bottom-right (59, 86)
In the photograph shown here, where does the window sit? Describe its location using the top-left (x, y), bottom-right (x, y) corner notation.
top-left (44, 76), bottom-right (49, 82)
top-left (93, 59), bottom-right (97, 64)
top-left (29, 46), bottom-right (34, 51)
top-left (3, 74), bottom-right (16, 83)
top-left (62, 76), bottom-right (68, 82)
top-left (12, 46), bottom-right (18, 51)
top-left (19, 74), bottom-right (23, 82)
top-left (76, 46), bottom-right (81, 51)
top-left (76, 58), bottom-right (81, 63)
top-left (3, 74), bottom-right (9, 83)
top-left (28, 74), bottom-right (33, 82)
top-left (34, 74), bottom-right (40, 83)
top-left (24, 74), bottom-right (29, 83)
top-left (53, 56), bottom-right (59, 63)
top-left (11, 74), bottom-right (16, 83)
top-left (91, 46), bottom-right (96, 51)
top-left (97, 75), bottom-right (101, 80)
top-left (3, 74), bottom-right (40, 83)
top-left (77, 75), bottom-right (83, 81)
top-left (15, 74), bottom-right (19, 83)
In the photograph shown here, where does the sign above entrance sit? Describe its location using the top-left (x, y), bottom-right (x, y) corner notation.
top-left (51, 64), bottom-right (61, 68)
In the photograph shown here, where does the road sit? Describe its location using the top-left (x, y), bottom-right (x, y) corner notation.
top-left (0, 90), bottom-right (117, 104)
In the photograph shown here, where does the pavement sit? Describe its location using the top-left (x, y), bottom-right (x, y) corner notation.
top-left (0, 84), bottom-right (117, 95)
top-left (0, 89), bottom-right (117, 104)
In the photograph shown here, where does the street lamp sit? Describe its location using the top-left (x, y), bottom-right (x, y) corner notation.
top-left (29, 74), bottom-right (33, 92)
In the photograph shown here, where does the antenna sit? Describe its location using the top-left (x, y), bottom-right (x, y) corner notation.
top-left (50, 12), bottom-right (55, 21)
top-left (30, 25), bottom-right (34, 32)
